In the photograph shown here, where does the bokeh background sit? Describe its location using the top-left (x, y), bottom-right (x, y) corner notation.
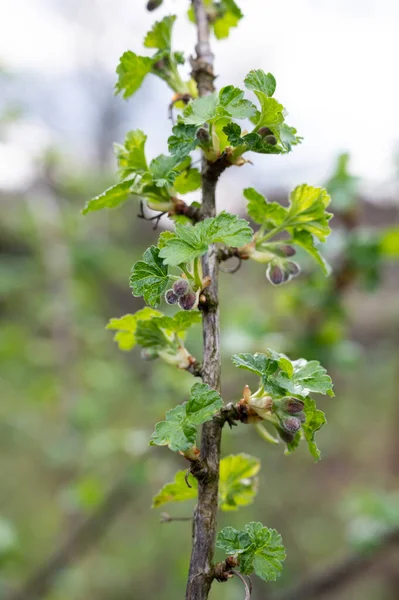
top-left (1, 1), bottom-right (399, 599)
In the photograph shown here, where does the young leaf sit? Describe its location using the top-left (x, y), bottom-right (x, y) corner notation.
top-left (106, 308), bottom-right (161, 351)
top-left (135, 319), bottom-right (171, 349)
top-left (150, 311), bottom-right (202, 337)
top-left (302, 397), bottom-right (327, 461)
top-left (152, 453), bottom-right (260, 510)
top-left (115, 52), bottom-right (154, 99)
top-left (143, 15), bottom-right (176, 50)
top-left (287, 184), bottom-right (333, 242)
top-left (244, 70), bottom-right (276, 97)
top-left (150, 383), bottom-right (223, 452)
top-left (213, 0), bottom-right (243, 39)
top-left (149, 154), bottom-right (182, 187)
top-left (168, 123), bottom-right (200, 160)
top-left (219, 453), bottom-right (260, 511)
top-left (115, 129), bottom-right (148, 178)
top-left (159, 211), bottom-right (253, 266)
top-left (173, 168), bottom-right (201, 194)
top-left (130, 246), bottom-right (169, 308)
top-left (244, 187), bottom-right (286, 227)
top-left (223, 123), bottom-right (283, 155)
top-left (217, 522), bottom-right (286, 581)
top-left (183, 93), bottom-right (218, 126)
top-left (152, 471), bottom-right (198, 508)
top-left (81, 181), bottom-right (132, 215)
top-left (218, 86), bottom-right (258, 120)
top-left (232, 351), bottom-right (334, 399)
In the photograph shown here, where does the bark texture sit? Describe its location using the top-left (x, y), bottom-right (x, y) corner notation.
top-left (185, 2), bottom-right (223, 599)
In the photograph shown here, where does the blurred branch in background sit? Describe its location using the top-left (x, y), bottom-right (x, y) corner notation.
top-left (274, 527), bottom-right (399, 600)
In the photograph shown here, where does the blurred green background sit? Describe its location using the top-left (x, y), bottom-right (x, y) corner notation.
top-left (1, 1), bottom-right (399, 599)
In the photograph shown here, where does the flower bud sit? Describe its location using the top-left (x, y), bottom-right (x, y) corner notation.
top-left (278, 428), bottom-right (296, 443)
top-left (196, 128), bottom-right (210, 143)
top-left (297, 411), bottom-right (306, 423)
top-left (258, 127), bottom-right (273, 137)
top-left (280, 398), bottom-right (305, 414)
top-left (282, 416), bottom-right (301, 434)
top-left (173, 278), bottom-right (190, 297)
top-left (165, 289), bottom-right (178, 305)
top-left (146, 0), bottom-right (163, 10)
top-left (286, 261), bottom-right (300, 276)
top-left (279, 245), bottom-right (296, 257)
top-left (178, 291), bottom-right (198, 311)
top-left (266, 264), bottom-right (284, 285)
top-left (264, 134), bottom-right (278, 146)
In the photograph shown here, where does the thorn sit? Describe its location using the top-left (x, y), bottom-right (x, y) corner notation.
top-left (160, 512), bottom-right (193, 523)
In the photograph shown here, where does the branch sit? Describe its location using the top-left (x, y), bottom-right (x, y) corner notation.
top-left (185, 2), bottom-right (224, 599)
top-left (7, 477), bottom-right (134, 600)
top-left (274, 528), bottom-right (399, 600)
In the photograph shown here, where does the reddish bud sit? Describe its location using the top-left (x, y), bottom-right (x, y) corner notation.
top-left (147, 0), bottom-right (163, 10)
top-left (258, 127), bottom-right (273, 137)
top-left (165, 289), bottom-right (178, 305)
top-left (178, 292), bottom-right (197, 311)
top-left (281, 398), bottom-right (305, 414)
top-left (279, 245), bottom-right (296, 257)
top-left (173, 278), bottom-right (190, 297)
top-left (282, 416), bottom-right (301, 434)
top-left (266, 264), bottom-right (284, 285)
top-left (286, 261), bottom-right (300, 276)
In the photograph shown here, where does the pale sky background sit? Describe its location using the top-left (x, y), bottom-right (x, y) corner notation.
top-left (1, 0), bottom-right (399, 204)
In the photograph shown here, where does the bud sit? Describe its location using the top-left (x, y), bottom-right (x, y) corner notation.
top-left (258, 127), bottom-right (273, 137)
top-left (146, 0), bottom-right (163, 10)
top-left (297, 411), bottom-right (306, 423)
top-left (280, 398), bottom-right (305, 414)
top-left (282, 416), bottom-right (301, 434)
top-left (178, 292), bottom-right (197, 311)
top-left (141, 348), bottom-right (158, 361)
top-left (264, 134), bottom-right (278, 146)
top-left (196, 127), bottom-right (210, 143)
top-left (279, 245), bottom-right (296, 257)
top-left (278, 428), bottom-right (295, 443)
top-left (165, 289), bottom-right (178, 305)
top-left (286, 261), bottom-right (300, 276)
top-left (173, 278), bottom-right (190, 297)
top-left (266, 263), bottom-right (284, 285)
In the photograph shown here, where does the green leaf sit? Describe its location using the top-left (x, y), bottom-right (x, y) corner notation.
top-left (223, 123), bottom-right (283, 155)
top-left (173, 168), bottom-right (201, 194)
top-left (292, 230), bottom-right (331, 275)
top-left (152, 453), bottom-right (260, 510)
top-left (213, 0), bottom-right (243, 39)
top-left (244, 188), bottom-right (286, 227)
top-left (217, 522), bottom-right (286, 581)
top-left (302, 397), bottom-right (326, 461)
top-left (106, 308), bottom-right (162, 351)
top-left (115, 52), bottom-right (154, 99)
top-left (244, 70), bottom-right (276, 97)
top-left (232, 350), bottom-right (334, 399)
top-left (219, 453), bottom-right (260, 511)
top-left (130, 246), bottom-right (169, 308)
top-left (151, 311), bottom-right (202, 336)
top-left (81, 181), bottom-right (132, 215)
top-left (149, 154), bottom-right (182, 187)
top-left (159, 211), bottom-right (253, 266)
top-left (144, 15), bottom-right (176, 50)
top-left (183, 93), bottom-right (218, 125)
top-left (115, 129), bottom-right (148, 179)
top-left (152, 470), bottom-right (198, 508)
top-left (168, 123), bottom-right (200, 160)
top-left (287, 184), bottom-right (333, 242)
top-left (150, 383), bottom-right (223, 452)
top-left (218, 85), bottom-right (258, 120)
top-left (157, 230), bottom-right (176, 249)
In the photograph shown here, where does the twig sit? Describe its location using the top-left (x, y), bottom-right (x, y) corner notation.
top-left (160, 512), bottom-right (193, 523)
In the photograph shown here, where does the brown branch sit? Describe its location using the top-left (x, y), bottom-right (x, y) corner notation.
top-left (7, 477), bottom-right (134, 600)
top-left (274, 528), bottom-right (399, 600)
top-left (185, 2), bottom-right (227, 599)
